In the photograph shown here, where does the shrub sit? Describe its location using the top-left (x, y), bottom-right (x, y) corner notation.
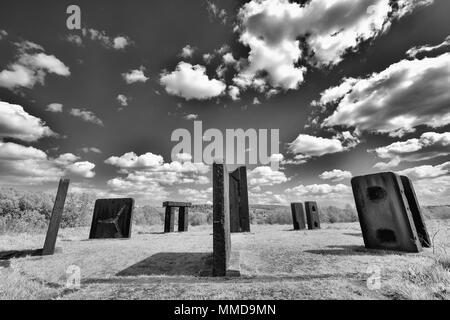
top-left (0, 187), bottom-right (96, 233)
top-left (133, 206), bottom-right (164, 225)
top-left (190, 211), bottom-right (208, 226)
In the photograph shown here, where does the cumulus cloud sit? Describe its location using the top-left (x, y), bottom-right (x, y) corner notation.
top-left (407, 174), bottom-right (450, 206)
top-left (66, 161), bottom-right (96, 178)
top-left (287, 134), bottom-right (345, 159)
top-left (178, 187), bottom-right (212, 204)
top-left (286, 183), bottom-right (352, 198)
top-left (319, 169), bottom-right (352, 182)
top-left (0, 41), bottom-right (70, 90)
top-left (223, 52), bottom-right (237, 65)
top-left (180, 45), bottom-right (195, 58)
top-left (46, 103), bottom-right (63, 113)
top-left (0, 30), bottom-right (8, 40)
top-left (0, 101), bottom-right (55, 142)
top-left (233, 0), bottom-right (431, 93)
top-left (160, 62), bottom-right (226, 100)
top-left (206, 1), bottom-right (227, 24)
top-left (105, 152), bottom-right (164, 168)
top-left (81, 147), bottom-right (102, 154)
top-left (70, 108), bottom-right (104, 126)
top-left (117, 94), bottom-right (129, 107)
top-left (247, 166), bottom-right (288, 186)
top-left (105, 151), bottom-right (210, 198)
top-left (122, 66), bottom-right (149, 84)
top-left (203, 53), bottom-right (213, 64)
top-left (183, 114), bottom-right (199, 120)
top-left (82, 28), bottom-right (132, 50)
top-left (371, 132), bottom-right (450, 169)
top-left (397, 161), bottom-right (450, 180)
top-left (320, 53), bottom-right (450, 137)
top-left (228, 85), bottom-right (240, 101)
top-left (407, 35), bottom-right (450, 59)
top-left (65, 34), bottom-right (83, 46)
top-left (249, 190), bottom-right (287, 205)
top-left (0, 147), bottom-right (95, 185)
top-left (0, 142), bottom-right (46, 160)
top-left (113, 36), bottom-right (131, 50)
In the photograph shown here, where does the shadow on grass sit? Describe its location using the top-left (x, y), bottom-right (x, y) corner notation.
top-left (343, 232), bottom-right (363, 237)
top-left (0, 260), bottom-right (11, 268)
top-left (116, 252), bottom-right (212, 277)
top-left (305, 245), bottom-right (403, 256)
top-left (0, 249), bottom-right (43, 260)
top-left (136, 231), bottom-right (166, 235)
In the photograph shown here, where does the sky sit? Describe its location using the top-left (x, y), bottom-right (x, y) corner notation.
top-left (0, 0), bottom-right (449, 207)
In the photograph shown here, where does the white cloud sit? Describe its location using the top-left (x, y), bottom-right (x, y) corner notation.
top-left (82, 28), bottom-right (132, 50)
top-left (397, 161), bottom-right (450, 180)
top-left (206, 1), bottom-right (227, 24)
top-left (269, 153), bottom-right (284, 163)
top-left (105, 151), bottom-right (164, 168)
top-left (66, 161), bottom-right (96, 178)
top-left (216, 64), bottom-right (227, 79)
top-left (81, 147), bottom-right (102, 154)
top-left (321, 53), bottom-right (450, 137)
top-left (233, 0), bottom-right (431, 93)
top-left (372, 132), bottom-right (450, 169)
top-left (160, 62), bottom-right (226, 100)
top-left (178, 187), bottom-right (212, 203)
top-left (247, 166), bottom-right (288, 186)
top-left (66, 34), bottom-right (83, 46)
top-left (0, 41), bottom-right (70, 90)
top-left (319, 169), bottom-right (352, 182)
top-left (408, 175), bottom-right (450, 206)
top-left (46, 103), bottom-right (63, 113)
top-left (0, 30), bottom-right (8, 40)
top-left (0, 101), bottom-right (55, 142)
top-left (0, 142), bottom-right (46, 160)
top-left (174, 153), bottom-right (193, 162)
top-left (252, 97), bottom-right (261, 105)
top-left (395, 0), bottom-right (434, 18)
top-left (183, 114), bottom-right (199, 120)
top-left (228, 85), bottom-right (240, 101)
top-left (70, 108), bottom-right (104, 126)
top-left (248, 190), bottom-right (287, 205)
top-left (113, 36), bottom-right (131, 50)
top-left (122, 66), bottom-right (149, 84)
top-left (105, 153), bottom-right (206, 188)
top-left (105, 151), bottom-right (210, 198)
top-left (0, 148), bottom-right (96, 185)
top-left (223, 52), bottom-right (237, 65)
top-left (203, 53), bottom-right (213, 64)
top-left (286, 183), bottom-right (352, 198)
top-left (406, 35), bottom-right (450, 58)
top-left (116, 94), bottom-right (129, 107)
top-left (180, 45), bottom-right (195, 58)
top-left (288, 134), bottom-right (345, 158)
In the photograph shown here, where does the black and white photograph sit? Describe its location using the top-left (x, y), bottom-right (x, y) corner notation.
top-left (0, 0), bottom-right (449, 306)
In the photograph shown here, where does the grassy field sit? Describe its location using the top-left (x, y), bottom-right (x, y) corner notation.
top-left (0, 220), bottom-right (449, 300)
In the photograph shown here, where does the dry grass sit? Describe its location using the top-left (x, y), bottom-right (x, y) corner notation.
top-left (0, 220), bottom-right (449, 300)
